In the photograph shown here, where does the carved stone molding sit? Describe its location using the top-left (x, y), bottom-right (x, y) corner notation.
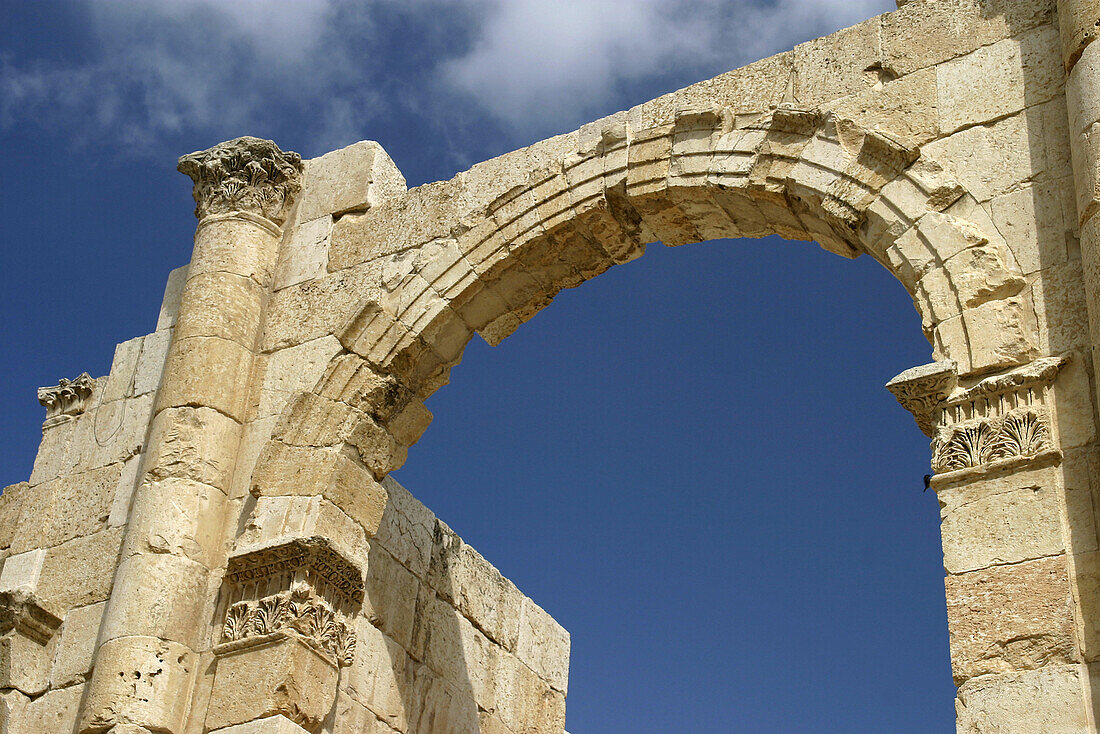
top-left (0, 589), bottom-right (62, 645)
top-left (37, 372), bottom-right (94, 427)
top-left (886, 360), bottom-right (958, 437)
top-left (178, 136), bottom-right (304, 225)
top-left (892, 356), bottom-right (1069, 477)
top-left (218, 537), bottom-right (361, 668)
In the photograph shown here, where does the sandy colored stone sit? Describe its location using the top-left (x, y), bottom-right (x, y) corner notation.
top-left (946, 556), bottom-right (1079, 683)
top-left (206, 633), bottom-right (339, 733)
top-left (10, 462), bottom-right (122, 552)
top-left (175, 271), bottom-right (266, 347)
top-left (237, 494), bottom-right (368, 565)
top-left (251, 443), bottom-right (389, 536)
top-left (37, 527), bottom-right (123, 611)
top-left (80, 635), bottom-right (195, 733)
top-left (211, 715), bottom-right (312, 733)
top-left (12, 682), bottom-right (83, 734)
top-left (0, 628), bottom-right (55, 695)
top-left (0, 483), bottom-right (29, 552)
top-left (955, 665), bottom-right (1090, 734)
top-left (364, 545), bottom-right (420, 650)
top-left (344, 617), bottom-right (415, 733)
top-left (259, 337), bottom-right (344, 418)
top-left (938, 465), bottom-right (1064, 574)
top-left (132, 327), bottom-right (172, 397)
top-left (108, 454), bottom-right (142, 527)
top-left (50, 601), bottom-right (105, 688)
top-left (0, 549), bottom-right (45, 593)
top-left (376, 476), bottom-right (435, 580)
top-left (262, 260), bottom-right (382, 352)
top-left (156, 264), bottom-right (189, 331)
top-left (517, 597), bottom-right (570, 694)
top-left (190, 215), bottom-right (280, 286)
top-left (102, 335), bottom-right (144, 403)
top-left (156, 336), bottom-right (256, 422)
top-left (276, 216), bottom-right (333, 291)
top-left (348, 415), bottom-right (407, 479)
top-left (143, 406), bottom-right (241, 494)
top-left (297, 140), bottom-right (407, 222)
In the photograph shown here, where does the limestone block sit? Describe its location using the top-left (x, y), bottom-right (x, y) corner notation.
top-left (429, 521), bottom-right (523, 651)
top-left (823, 66), bottom-right (940, 148)
top-left (0, 483), bottom-right (28, 551)
top-left (923, 110), bottom-right (1046, 204)
top-left (493, 651), bottom-right (566, 734)
top-left (13, 681), bottom-right (83, 734)
top-left (80, 635), bottom-right (195, 733)
top-left (881, 0), bottom-right (1052, 76)
top-left (1032, 261), bottom-right (1092, 356)
top-left (344, 620), bottom-right (414, 733)
top-left (211, 715), bottom-right (312, 733)
top-left (133, 327), bottom-right (171, 396)
top-left (934, 296), bottom-right (1038, 374)
top-left (10, 462), bottom-right (122, 552)
top-left (207, 633), bottom-right (339, 733)
top-left (1060, 0), bottom-right (1100, 67)
top-left (955, 664), bottom-right (1090, 733)
top-left (332, 695), bottom-right (402, 734)
top-left (262, 260), bottom-right (382, 352)
top-left (411, 588), bottom-right (500, 713)
top-left (945, 556), bottom-right (1079, 683)
top-left (1052, 356), bottom-right (1098, 449)
top-left (329, 177), bottom-right (462, 271)
top-left (259, 336), bottom-right (344, 419)
top-left (937, 465), bottom-right (1064, 574)
top-left (298, 141), bottom-right (407, 222)
top-left (29, 410), bottom-right (85, 484)
top-left (936, 26), bottom-right (1062, 135)
top-left (102, 335), bottom-right (144, 403)
top-left (0, 549), bottom-right (45, 592)
top-left (50, 601), bottom-right (105, 687)
top-left (1062, 446), bottom-right (1100, 555)
top-left (406, 665), bottom-right (481, 734)
top-left (252, 443), bottom-right (389, 536)
top-left (99, 552), bottom-right (211, 647)
top-left (237, 495), bottom-right (368, 566)
top-left (37, 527), bottom-right (123, 610)
top-left (934, 242), bottom-right (1025, 310)
top-left (276, 216), bottom-right (333, 291)
top-left (229, 416), bottom-right (277, 500)
top-left (348, 415), bottom-right (408, 479)
top-left (143, 406), bottom-right (242, 494)
top-left (84, 393), bottom-right (157, 472)
top-left (377, 476), bottom-right (435, 580)
top-left (157, 264), bottom-right (189, 331)
top-left (990, 182), bottom-right (1070, 275)
top-left (156, 336), bottom-right (255, 422)
top-left (108, 454), bottom-right (142, 527)
top-left (791, 16), bottom-right (881, 107)
top-left (0, 629), bottom-right (53, 696)
top-left (517, 597), bottom-right (570, 693)
top-left (363, 546), bottom-right (420, 649)
top-left (0, 689), bottom-right (28, 734)
top-left (385, 397), bottom-right (433, 448)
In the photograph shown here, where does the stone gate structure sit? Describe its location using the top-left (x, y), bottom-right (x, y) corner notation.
top-left (3, 0), bottom-right (1100, 730)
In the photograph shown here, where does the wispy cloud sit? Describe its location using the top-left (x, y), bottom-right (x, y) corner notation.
top-left (1, 0), bottom-right (894, 162)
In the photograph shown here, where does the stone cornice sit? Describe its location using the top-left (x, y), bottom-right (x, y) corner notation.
top-left (178, 136), bottom-right (304, 226)
top-left (0, 589), bottom-right (62, 645)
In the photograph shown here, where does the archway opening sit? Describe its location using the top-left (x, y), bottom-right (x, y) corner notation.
top-left (392, 234), bottom-right (955, 733)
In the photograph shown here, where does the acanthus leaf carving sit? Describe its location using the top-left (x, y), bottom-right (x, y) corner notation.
top-left (37, 372), bottom-right (95, 425)
top-left (178, 136), bottom-right (304, 225)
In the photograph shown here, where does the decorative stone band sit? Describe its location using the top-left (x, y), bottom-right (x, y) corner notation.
top-left (177, 136), bottom-right (304, 225)
top-left (218, 537), bottom-right (362, 668)
top-left (0, 589), bottom-right (62, 645)
top-left (37, 372), bottom-right (94, 427)
top-left (889, 356), bottom-right (1069, 477)
top-left (220, 584), bottom-right (356, 667)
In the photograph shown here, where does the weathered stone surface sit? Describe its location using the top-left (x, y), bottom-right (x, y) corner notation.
top-left (13, 682), bottom-right (83, 734)
top-left (211, 715), bottom-right (312, 733)
top-left (10, 462), bottom-right (123, 552)
top-left (36, 527), bottom-right (123, 610)
top-left (0, 549), bottom-right (45, 593)
top-left (938, 465), bottom-right (1064, 574)
top-left (955, 665), bottom-right (1091, 733)
top-left (259, 336), bottom-right (344, 419)
top-left (517, 597), bottom-right (570, 694)
top-left (297, 141), bottom-right (407, 222)
top-left (206, 634), bottom-right (339, 733)
top-left (51, 601), bottom-right (105, 688)
top-left (143, 406), bottom-right (241, 494)
top-left (157, 264), bottom-right (189, 331)
top-left (945, 556), bottom-right (1079, 683)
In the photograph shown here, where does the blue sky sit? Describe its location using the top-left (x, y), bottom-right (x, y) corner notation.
top-left (0, 1), bottom-right (958, 731)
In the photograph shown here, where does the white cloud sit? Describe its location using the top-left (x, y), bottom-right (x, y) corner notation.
top-left (1, 0), bottom-right (894, 158)
top-left (442, 0), bottom-right (895, 130)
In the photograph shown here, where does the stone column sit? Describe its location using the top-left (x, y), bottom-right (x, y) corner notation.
top-left (1061, 0), bottom-right (1100, 412)
top-left (78, 138), bottom-right (302, 733)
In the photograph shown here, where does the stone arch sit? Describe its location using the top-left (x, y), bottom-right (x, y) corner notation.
top-left (247, 108), bottom-right (1038, 508)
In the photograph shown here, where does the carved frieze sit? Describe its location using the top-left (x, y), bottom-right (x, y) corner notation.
top-left (218, 537), bottom-right (361, 668)
top-left (37, 372), bottom-right (94, 426)
top-left (177, 136), bottom-right (304, 225)
top-left (890, 356), bottom-right (1068, 477)
top-left (0, 589), bottom-right (62, 645)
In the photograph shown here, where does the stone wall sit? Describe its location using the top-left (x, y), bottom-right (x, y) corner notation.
top-left (3, 0), bottom-right (1100, 731)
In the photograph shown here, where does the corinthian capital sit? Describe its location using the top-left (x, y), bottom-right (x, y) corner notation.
top-left (178, 136), bottom-right (304, 225)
